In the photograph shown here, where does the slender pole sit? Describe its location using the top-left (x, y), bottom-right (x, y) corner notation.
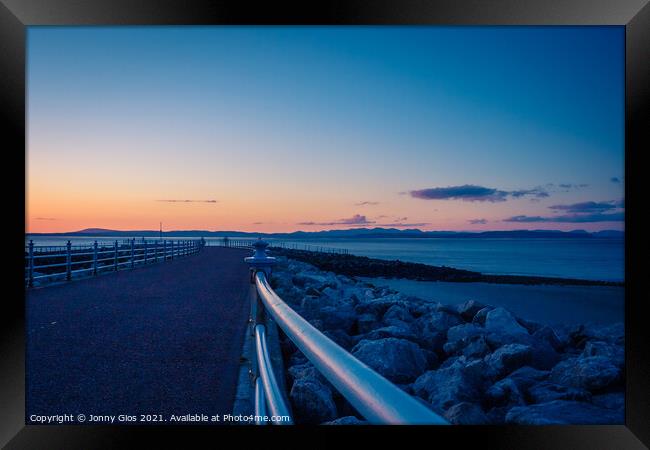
top-left (114, 240), bottom-right (118, 271)
top-left (93, 241), bottom-right (98, 275)
top-left (66, 240), bottom-right (72, 281)
top-left (28, 240), bottom-right (34, 287)
top-left (131, 238), bottom-right (135, 268)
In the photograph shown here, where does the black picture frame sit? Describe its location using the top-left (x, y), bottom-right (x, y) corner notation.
top-left (1, 1), bottom-right (648, 448)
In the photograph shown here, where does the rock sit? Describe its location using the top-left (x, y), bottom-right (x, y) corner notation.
top-left (305, 286), bottom-right (321, 297)
top-left (472, 306), bottom-right (495, 326)
top-left (360, 325), bottom-right (419, 343)
top-left (569, 323), bottom-right (625, 348)
top-left (323, 329), bottom-right (354, 351)
top-left (383, 304), bottom-right (414, 324)
top-left (506, 366), bottom-right (550, 391)
top-left (415, 311), bottom-right (463, 352)
top-left (290, 378), bottom-right (338, 424)
top-left (550, 356), bottom-right (622, 391)
top-left (444, 323), bottom-right (487, 356)
top-left (485, 378), bottom-right (526, 408)
top-left (462, 335), bottom-right (491, 358)
top-left (322, 416), bottom-right (366, 425)
top-left (457, 300), bottom-right (487, 322)
top-left (484, 308), bottom-right (529, 338)
top-left (506, 400), bottom-right (624, 425)
top-left (527, 381), bottom-right (592, 403)
top-left (516, 317), bottom-right (543, 334)
top-left (292, 273), bottom-right (329, 289)
top-left (484, 344), bottom-right (532, 379)
top-left (318, 305), bottom-right (357, 334)
top-left (356, 313), bottom-right (380, 335)
top-left (351, 338), bottom-right (427, 383)
top-left (582, 341), bottom-right (624, 368)
top-left (413, 361), bottom-right (486, 412)
top-left (447, 323), bottom-right (484, 343)
top-left (354, 293), bottom-right (408, 317)
top-left (444, 402), bottom-right (491, 425)
top-left (533, 326), bottom-right (564, 352)
top-left (592, 392), bottom-right (625, 410)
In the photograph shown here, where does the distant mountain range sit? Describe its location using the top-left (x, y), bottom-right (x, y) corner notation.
top-left (29, 227), bottom-right (625, 239)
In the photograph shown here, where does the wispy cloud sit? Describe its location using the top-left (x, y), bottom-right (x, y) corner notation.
top-left (377, 222), bottom-right (430, 227)
top-left (468, 218), bottom-right (488, 224)
top-left (298, 214), bottom-right (375, 226)
top-left (548, 201), bottom-right (620, 214)
top-left (34, 217), bottom-right (57, 221)
top-left (409, 184), bottom-right (549, 202)
top-left (156, 199), bottom-right (218, 203)
top-left (504, 212), bottom-right (624, 223)
top-left (556, 183), bottom-right (589, 190)
top-left (355, 201), bottom-right (380, 206)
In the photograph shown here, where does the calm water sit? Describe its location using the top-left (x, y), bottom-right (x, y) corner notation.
top-left (26, 235), bottom-right (624, 282)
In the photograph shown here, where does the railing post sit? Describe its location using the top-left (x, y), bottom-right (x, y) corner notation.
top-left (28, 240), bottom-right (34, 287)
top-left (131, 238), bottom-right (135, 268)
top-left (114, 240), bottom-right (118, 271)
top-left (245, 239), bottom-right (277, 323)
top-left (66, 240), bottom-right (72, 281)
top-left (93, 241), bottom-right (98, 275)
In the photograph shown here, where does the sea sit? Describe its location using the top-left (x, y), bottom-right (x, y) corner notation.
top-left (26, 235), bottom-right (624, 282)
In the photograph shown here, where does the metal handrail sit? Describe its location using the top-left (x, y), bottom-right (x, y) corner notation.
top-left (245, 239), bottom-right (447, 425)
top-left (254, 324), bottom-right (293, 422)
top-left (254, 271), bottom-right (447, 425)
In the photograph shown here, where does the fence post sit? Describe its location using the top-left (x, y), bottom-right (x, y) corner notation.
top-left (114, 240), bottom-right (118, 271)
top-left (93, 241), bottom-right (98, 275)
top-left (66, 240), bottom-right (72, 281)
top-left (144, 240), bottom-right (148, 264)
top-left (28, 240), bottom-right (34, 287)
top-left (131, 238), bottom-right (135, 268)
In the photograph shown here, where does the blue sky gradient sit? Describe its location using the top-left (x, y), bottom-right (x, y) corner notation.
top-left (27, 26), bottom-right (624, 232)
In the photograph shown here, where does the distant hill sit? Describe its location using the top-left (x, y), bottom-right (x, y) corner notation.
top-left (30, 227), bottom-right (625, 239)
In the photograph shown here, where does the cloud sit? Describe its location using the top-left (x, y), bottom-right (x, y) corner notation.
top-left (557, 183), bottom-right (589, 190)
top-left (156, 199), bottom-right (218, 203)
top-left (355, 201), bottom-right (380, 206)
top-left (468, 218), bottom-right (488, 224)
top-left (611, 177), bottom-right (621, 184)
top-left (409, 184), bottom-right (549, 202)
top-left (298, 214), bottom-right (375, 226)
top-left (34, 217), bottom-right (56, 221)
top-left (410, 185), bottom-right (510, 202)
top-left (509, 187), bottom-right (550, 199)
top-left (504, 212), bottom-right (624, 223)
top-left (549, 201), bottom-right (620, 213)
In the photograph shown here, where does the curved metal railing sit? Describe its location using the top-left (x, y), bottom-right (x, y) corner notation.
top-left (25, 238), bottom-right (205, 288)
top-left (246, 239), bottom-right (448, 425)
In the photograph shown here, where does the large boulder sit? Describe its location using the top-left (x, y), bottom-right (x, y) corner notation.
top-left (354, 293), bottom-right (408, 317)
top-left (485, 377), bottom-right (526, 408)
top-left (323, 329), bottom-right (354, 351)
top-left (360, 325), bottom-right (419, 343)
top-left (289, 378), bottom-right (338, 424)
top-left (533, 326), bottom-right (564, 352)
top-left (292, 273), bottom-right (330, 289)
top-left (506, 366), bottom-right (550, 391)
top-left (356, 313), bottom-right (380, 335)
top-left (506, 400), bottom-right (624, 425)
top-left (527, 381), bottom-right (592, 403)
top-left (484, 307), bottom-right (529, 339)
top-left (412, 359), bottom-right (487, 412)
top-left (550, 356), bottom-right (622, 391)
top-left (592, 392), bottom-right (625, 410)
top-left (318, 305), bottom-right (357, 334)
top-left (472, 306), bottom-right (495, 326)
top-left (415, 311), bottom-right (463, 352)
top-left (582, 341), bottom-right (624, 368)
top-left (484, 344), bottom-right (532, 379)
top-left (444, 402), bottom-right (491, 425)
top-left (457, 300), bottom-right (487, 322)
top-left (351, 338), bottom-right (427, 383)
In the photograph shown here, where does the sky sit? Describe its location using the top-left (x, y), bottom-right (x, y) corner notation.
top-left (27, 26), bottom-right (624, 233)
